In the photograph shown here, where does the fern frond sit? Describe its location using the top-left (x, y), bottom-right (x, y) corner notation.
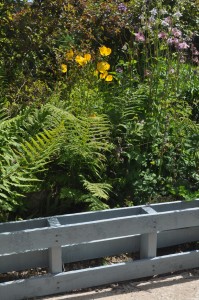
top-left (0, 102), bottom-right (111, 217)
top-left (82, 179), bottom-right (112, 201)
top-left (80, 195), bottom-right (110, 211)
top-left (18, 122), bottom-right (64, 164)
top-left (121, 91), bottom-right (147, 121)
top-left (0, 114), bottom-right (22, 131)
top-left (0, 122), bottom-right (65, 211)
top-left (45, 105), bottom-right (112, 177)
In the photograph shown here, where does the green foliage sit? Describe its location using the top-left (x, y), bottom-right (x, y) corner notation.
top-left (0, 115), bottom-right (64, 214)
top-left (0, 0), bottom-right (198, 221)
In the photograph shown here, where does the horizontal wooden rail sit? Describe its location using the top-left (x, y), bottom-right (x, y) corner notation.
top-left (1, 251), bottom-right (199, 300)
top-left (1, 199), bottom-right (198, 234)
top-left (1, 208), bottom-right (199, 255)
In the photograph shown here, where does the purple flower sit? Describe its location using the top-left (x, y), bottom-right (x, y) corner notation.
top-left (149, 16), bottom-right (155, 23)
top-left (150, 8), bottom-right (158, 16)
top-left (161, 17), bottom-right (171, 27)
top-left (172, 28), bottom-right (182, 38)
top-left (116, 67), bottom-right (123, 73)
top-left (161, 20), bottom-right (169, 27)
top-left (173, 11), bottom-right (182, 19)
top-left (118, 3), bottom-right (127, 12)
top-left (135, 32), bottom-right (145, 42)
top-left (178, 42), bottom-right (189, 50)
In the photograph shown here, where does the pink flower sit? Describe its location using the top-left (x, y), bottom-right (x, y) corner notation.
top-left (167, 37), bottom-right (179, 46)
top-left (178, 42), bottom-right (189, 50)
top-left (158, 32), bottom-right (168, 39)
top-left (135, 32), bottom-right (145, 42)
top-left (172, 28), bottom-right (182, 38)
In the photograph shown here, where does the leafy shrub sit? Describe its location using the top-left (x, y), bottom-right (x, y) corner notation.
top-left (0, 0), bottom-right (198, 221)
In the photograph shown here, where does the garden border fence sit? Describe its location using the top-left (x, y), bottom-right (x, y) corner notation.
top-left (0, 199), bottom-right (199, 300)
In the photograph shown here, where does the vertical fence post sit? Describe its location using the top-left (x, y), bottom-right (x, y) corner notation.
top-left (140, 206), bottom-right (157, 259)
top-left (47, 217), bottom-right (62, 273)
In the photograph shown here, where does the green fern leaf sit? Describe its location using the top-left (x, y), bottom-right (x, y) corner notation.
top-left (82, 179), bottom-right (112, 201)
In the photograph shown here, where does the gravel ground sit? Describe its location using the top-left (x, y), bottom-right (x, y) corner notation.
top-left (39, 269), bottom-right (199, 300)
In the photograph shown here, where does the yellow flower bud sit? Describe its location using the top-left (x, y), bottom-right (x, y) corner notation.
top-left (66, 49), bottom-right (74, 60)
top-left (61, 64), bottom-right (67, 73)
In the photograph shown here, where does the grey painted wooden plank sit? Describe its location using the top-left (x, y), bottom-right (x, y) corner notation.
top-left (140, 232), bottom-right (157, 258)
top-left (49, 247), bottom-right (62, 274)
top-left (0, 206), bottom-right (144, 232)
top-left (1, 225), bottom-right (198, 273)
top-left (0, 218), bottom-right (48, 233)
top-left (1, 250), bottom-right (199, 300)
top-left (0, 250), bottom-right (48, 273)
top-left (0, 200), bottom-right (198, 233)
top-left (48, 217), bottom-right (62, 273)
top-left (58, 206), bottom-right (144, 225)
top-left (1, 208), bottom-right (199, 255)
top-left (159, 226), bottom-right (199, 246)
top-left (58, 199), bottom-right (199, 225)
top-left (151, 199), bottom-right (199, 212)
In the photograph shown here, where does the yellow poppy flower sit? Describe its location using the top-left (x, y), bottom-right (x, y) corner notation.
top-left (97, 61), bottom-right (110, 73)
top-left (105, 75), bottom-right (113, 82)
top-left (75, 54), bottom-right (91, 66)
top-left (66, 49), bottom-right (74, 60)
top-left (84, 53), bottom-right (91, 62)
top-left (61, 64), bottom-right (67, 73)
top-left (100, 71), bottom-right (108, 79)
top-left (99, 45), bottom-right (112, 56)
top-left (75, 55), bottom-right (87, 66)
